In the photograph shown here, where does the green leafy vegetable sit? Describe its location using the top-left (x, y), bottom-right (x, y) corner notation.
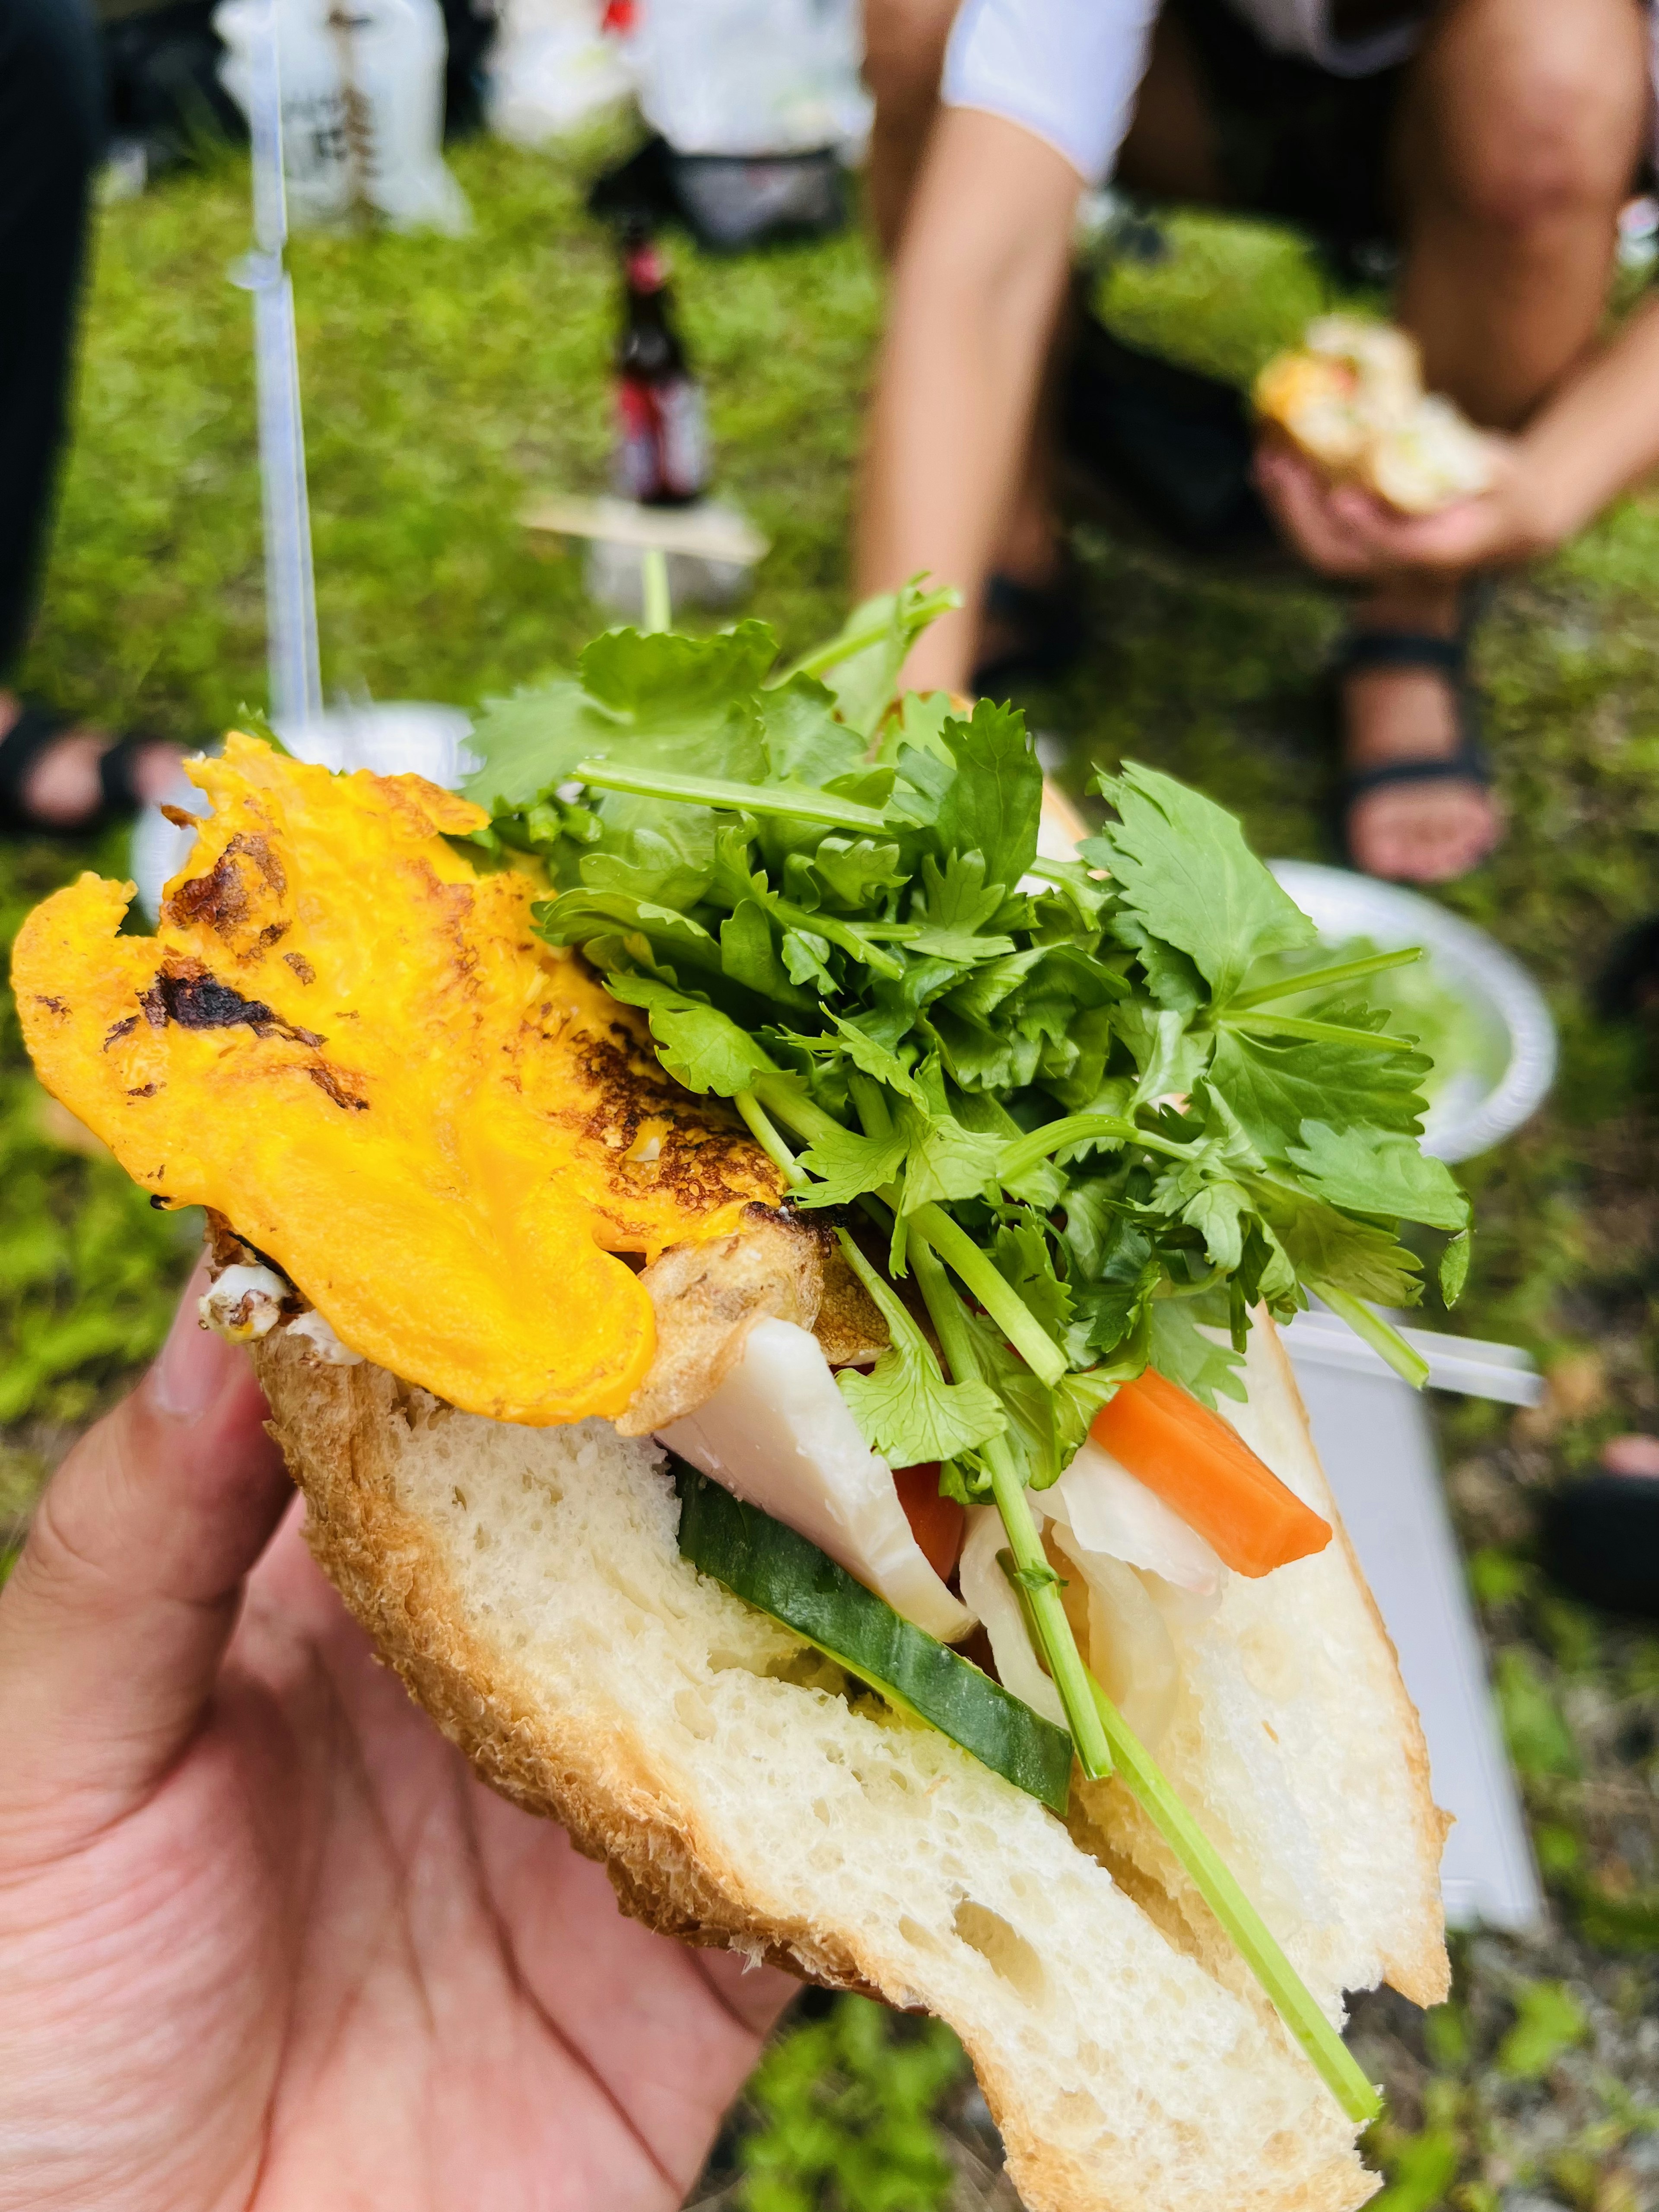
top-left (604, 973), bottom-right (775, 1095)
top-left (833, 1230), bottom-right (1005, 1465)
top-left (474, 604), bottom-right (1477, 2120)
top-left (1087, 763), bottom-right (1316, 1004)
top-left (1286, 1121), bottom-right (1469, 1232)
top-left (674, 1462), bottom-right (1072, 1814)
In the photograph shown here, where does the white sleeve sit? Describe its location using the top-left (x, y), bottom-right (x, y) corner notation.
top-left (940, 0), bottom-right (1161, 185)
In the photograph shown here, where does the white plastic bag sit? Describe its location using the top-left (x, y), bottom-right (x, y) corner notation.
top-left (486, 0), bottom-right (633, 145)
top-left (215, 0), bottom-right (471, 234)
top-left (633, 0), bottom-right (869, 159)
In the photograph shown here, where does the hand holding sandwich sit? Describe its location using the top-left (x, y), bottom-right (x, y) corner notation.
top-left (0, 1271), bottom-right (792, 2212)
top-left (1256, 290), bottom-right (1659, 584)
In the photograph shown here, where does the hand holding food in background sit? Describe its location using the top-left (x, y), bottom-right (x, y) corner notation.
top-left (1255, 299), bottom-right (1659, 583)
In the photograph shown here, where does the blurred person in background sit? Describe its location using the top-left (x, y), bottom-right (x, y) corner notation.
top-left (857, 0), bottom-right (1659, 886)
top-left (0, 0), bottom-right (183, 837)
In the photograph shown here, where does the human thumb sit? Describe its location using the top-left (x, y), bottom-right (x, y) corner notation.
top-left (0, 1265), bottom-right (291, 1859)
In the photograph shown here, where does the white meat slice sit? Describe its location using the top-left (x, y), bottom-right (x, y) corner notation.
top-left (661, 1317), bottom-right (974, 1646)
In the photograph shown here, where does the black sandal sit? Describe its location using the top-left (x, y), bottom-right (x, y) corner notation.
top-left (1331, 628), bottom-right (1493, 871)
top-left (0, 700), bottom-right (171, 838)
top-left (973, 565), bottom-right (1087, 694)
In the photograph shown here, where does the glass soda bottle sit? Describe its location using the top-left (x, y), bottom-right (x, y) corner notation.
top-left (612, 223), bottom-right (710, 507)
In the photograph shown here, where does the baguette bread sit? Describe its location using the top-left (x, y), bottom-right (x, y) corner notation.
top-left (1254, 315), bottom-right (1493, 516)
top-left (253, 1303), bottom-right (1447, 2212)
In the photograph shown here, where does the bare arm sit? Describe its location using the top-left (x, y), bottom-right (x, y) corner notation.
top-left (856, 106), bottom-right (1082, 693)
top-left (1517, 290), bottom-right (1659, 543)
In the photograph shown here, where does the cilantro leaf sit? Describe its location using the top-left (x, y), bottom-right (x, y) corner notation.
top-left (758, 672), bottom-right (868, 787)
top-left (957, 1308), bottom-right (1118, 1489)
top-left (719, 899), bottom-right (814, 1011)
top-left (1166, 1170), bottom-right (1252, 1273)
top-left (1440, 1230), bottom-right (1471, 1305)
top-left (579, 623), bottom-right (774, 780)
top-left (991, 1217), bottom-right (1073, 1338)
top-left (793, 836), bottom-right (906, 912)
top-left (580, 815), bottom-right (718, 909)
top-left (464, 675), bottom-right (616, 813)
top-left (838, 1349), bottom-right (1007, 1467)
top-left (898, 1112), bottom-right (1004, 1213)
top-left (536, 887), bottom-right (723, 975)
top-left (1147, 1300), bottom-right (1247, 1407)
top-left (1090, 763), bottom-right (1316, 1004)
top-left (603, 973), bottom-right (773, 1096)
top-left (796, 582), bottom-right (957, 741)
top-left (878, 688), bottom-right (957, 765)
top-left (792, 1118), bottom-right (911, 1208)
top-left (1208, 1022), bottom-right (1430, 1159)
top-left (828, 1017), bottom-right (926, 1105)
top-left (934, 701), bottom-right (1042, 891)
top-left (1117, 1003), bottom-right (1214, 1106)
top-left (830, 1226), bottom-right (1005, 1463)
top-left (1253, 1183), bottom-right (1424, 1306)
top-left (1286, 1120), bottom-right (1469, 1232)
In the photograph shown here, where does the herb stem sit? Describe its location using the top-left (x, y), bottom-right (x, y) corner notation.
top-left (572, 760), bottom-right (887, 833)
top-left (1228, 946), bottom-right (1423, 1011)
top-left (1308, 1282), bottom-right (1430, 1390)
top-left (916, 1230), bottom-right (1371, 2116)
top-left (1220, 1011), bottom-right (1403, 1052)
top-left (765, 895), bottom-right (906, 979)
top-left (908, 1237), bottom-right (1112, 1781)
top-left (772, 587), bottom-right (962, 685)
top-left (1087, 1677), bottom-right (1382, 2123)
top-left (751, 1077), bottom-right (849, 1151)
top-left (640, 547), bottom-right (672, 636)
top-left (996, 1111), bottom-right (1189, 1184)
top-left (908, 1203), bottom-right (1067, 1388)
top-left (734, 1090), bottom-right (807, 1188)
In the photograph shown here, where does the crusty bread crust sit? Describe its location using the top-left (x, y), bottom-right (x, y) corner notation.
top-left (260, 1341), bottom-right (871, 1986)
top-left (252, 1325), bottom-right (1423, 2212)
top-left (1254, 1325), bottom-right (1450, 2007)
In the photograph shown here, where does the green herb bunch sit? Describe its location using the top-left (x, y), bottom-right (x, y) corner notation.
top-left (464, 583), bottom-right (1470, 2119)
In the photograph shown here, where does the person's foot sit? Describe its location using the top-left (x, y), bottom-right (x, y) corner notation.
top-left (1541, 1443), bottom-right (1659, 1621)
top-left (1339, 593), bottom-right (1503, 885)
top-left (0, 692), bottom-right (184, 832)
top-left (1600, 1433), bottom-right (1659, 1478)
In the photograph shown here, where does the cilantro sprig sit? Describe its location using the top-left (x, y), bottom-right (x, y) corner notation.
top-left (464, 587), bottom-right (1458, 2123)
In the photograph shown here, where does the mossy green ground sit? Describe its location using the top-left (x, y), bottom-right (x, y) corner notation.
top-left (3, 144), bottom-right (1656, 2209)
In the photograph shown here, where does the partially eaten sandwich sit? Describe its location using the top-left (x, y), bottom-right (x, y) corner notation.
top-left (1255, 314), bottom-right (1494, 515)
top-left (14, 591), bottom-right (1469, 2212)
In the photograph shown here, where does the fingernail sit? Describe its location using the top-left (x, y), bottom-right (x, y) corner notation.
top-left (149, 1278), bottom-right (233, 1422)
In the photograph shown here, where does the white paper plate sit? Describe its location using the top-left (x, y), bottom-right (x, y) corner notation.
top-left (1268, 859), bottom-right (1557, 1163)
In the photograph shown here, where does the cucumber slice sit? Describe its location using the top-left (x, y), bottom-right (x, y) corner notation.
top-left (672, 1460), bottom-right (1073, 1815)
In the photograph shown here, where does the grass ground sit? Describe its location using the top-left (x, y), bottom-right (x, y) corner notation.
top-left (2, 137), bottom-right (1657, 2210)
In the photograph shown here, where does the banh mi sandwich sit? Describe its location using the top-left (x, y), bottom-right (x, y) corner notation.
top-left (13, 588), bottom-right (1466, 2212)
top-left (1255, 314), bottom-right (1494, 515)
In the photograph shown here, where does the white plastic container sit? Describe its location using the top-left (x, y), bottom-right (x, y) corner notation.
top-left (130, 702), bottom-right (477, 922)
top-left (216, 0), bottom-right (470, 234)
top-left (632, 0), bottom-right (869, 159)
top-left (486, 0), bottom-right (633, 145)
